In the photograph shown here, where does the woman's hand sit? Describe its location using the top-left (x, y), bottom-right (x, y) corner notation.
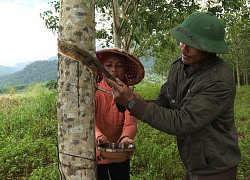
top-left (120, 136), bottom-right (134, 145)
top-left (97, 135), bottom-right (109, 144)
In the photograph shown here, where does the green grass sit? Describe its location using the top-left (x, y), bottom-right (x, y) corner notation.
top-left (234, 86), bottom-right (250, 179)
top-left (0, 83), bottom-right (249, 179)
top-left (0, 84), bottom-right (58, 179)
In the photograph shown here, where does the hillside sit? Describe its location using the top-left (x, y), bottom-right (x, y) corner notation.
top-left (0, 57), bottom-right (156, 87)
top-left (0, 60), bottom-right (57, 86)
top-left (0, 62), bottom-right (33, 76)
top-left (0, 66), bottom-right (19, 76)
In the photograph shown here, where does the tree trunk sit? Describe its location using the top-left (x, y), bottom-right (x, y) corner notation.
top-left (112, 0), bottom-right (122, 48)
top-left (57, 0), bottom-right (96, 179)
top-left (235, 58), bottom-right (241, 87)
top-left (244, 69), bottom-right (249, 85)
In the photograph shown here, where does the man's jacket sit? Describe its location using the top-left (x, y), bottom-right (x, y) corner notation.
top-left (131, 55), bottom-right (241, 174)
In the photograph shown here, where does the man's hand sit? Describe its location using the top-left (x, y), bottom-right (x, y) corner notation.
top-left (105, 77), bottom-right (135, 106)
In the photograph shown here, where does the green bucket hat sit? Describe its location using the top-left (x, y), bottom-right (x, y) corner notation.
top-left (170, 12), bottom-right (228, 54)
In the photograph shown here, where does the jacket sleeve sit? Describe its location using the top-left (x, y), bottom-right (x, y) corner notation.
top-left (130, 82), bottom-right (235, 137)
top-left (95, 91), bottom-right (104, 139)
top-left (95, 125), bottom-right (103, 139)
top-left (148, 82), bottom-right (171, 108)
top-left (118, 110), bottom-right (137, 142)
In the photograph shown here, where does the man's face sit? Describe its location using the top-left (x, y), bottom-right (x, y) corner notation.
top-left (179, 42), bottom-right (211, 66)
top-left (103, 56), bottom-right (125, 80)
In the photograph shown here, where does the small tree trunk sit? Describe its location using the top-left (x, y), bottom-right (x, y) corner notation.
top-left (244, 69), bottom-right (249, 85)
top-left (235, 58), bottom-right (241, 87)
top-left (57, 0), bottom-right (96, 179)
top-left (112, 0), bottom-right (122, 48)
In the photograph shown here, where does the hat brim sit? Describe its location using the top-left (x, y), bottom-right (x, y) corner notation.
top-left (170, 27), bottom-right (228, 54)
top-left (96, 48), bottom-right (145, 86)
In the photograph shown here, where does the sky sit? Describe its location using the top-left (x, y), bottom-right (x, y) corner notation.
top-left (0, 0), bottom-right (58, 67)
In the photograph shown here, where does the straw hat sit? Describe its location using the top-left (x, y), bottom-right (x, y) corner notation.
top-left (96, 48), bottom-right (145, 86)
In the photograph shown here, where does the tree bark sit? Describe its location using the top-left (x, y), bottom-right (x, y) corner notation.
top-left (112, 0), bottom-right (122, 48)
top-left (57, 0), bottom-right (96, 179)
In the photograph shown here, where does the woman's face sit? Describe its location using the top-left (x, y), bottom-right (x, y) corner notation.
top-left (179, 42), bottom-right (211, 66)
top-left (103, 56), bottom-right (125, 80)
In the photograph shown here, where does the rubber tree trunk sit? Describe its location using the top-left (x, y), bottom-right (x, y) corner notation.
top-left (57, 0), bottom-right (96, 179)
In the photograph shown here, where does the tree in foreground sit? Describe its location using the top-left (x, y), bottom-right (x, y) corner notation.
top-left (57, 0), bottom-right (96, 179)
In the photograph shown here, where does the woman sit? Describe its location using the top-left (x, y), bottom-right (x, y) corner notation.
top-left (95, 48), bottom-right (144, 180)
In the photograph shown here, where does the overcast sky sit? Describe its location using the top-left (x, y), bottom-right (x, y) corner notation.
top-left (0, 0), bottom-right (57, 67)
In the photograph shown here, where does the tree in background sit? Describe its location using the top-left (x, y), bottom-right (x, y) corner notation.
top-left (41, 0), bottom-right (250, 83)
top-left (202, 0), bottom-right (250, 86)
top-left (223, 2), bottom-right (250, 86)
top-left (95, 0), bottom-right (201, 76)
top-left (57, 0), bottom-right (96, 179)
top-left (41, 0), bottom-right (200, 76)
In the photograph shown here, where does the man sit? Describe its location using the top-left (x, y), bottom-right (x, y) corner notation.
top-left (105, 12), bottom-right (241, 180)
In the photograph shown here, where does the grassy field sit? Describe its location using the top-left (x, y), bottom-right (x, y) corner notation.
top-left (0, 83), bottom-right (249, 179)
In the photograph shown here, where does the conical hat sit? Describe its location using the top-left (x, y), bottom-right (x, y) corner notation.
top-left (96, 48), bottom-right (145, 86)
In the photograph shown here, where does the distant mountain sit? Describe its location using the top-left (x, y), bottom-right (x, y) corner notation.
top-left (14, 61), bottom-right (35, 71)
top-left (0, 66), bottom-right (17, 76)
top-left (140, 58), bottom-right (154, 73)
top-left (47, 56), bottom-right (57, 61)
top-left (0, 61), bottom-right (34, 76)
top-left (0, 60), bottom-right (58, 86)
top-left (0, 56), bottom-right (58, 76)
top-left (0, 55), bottom-right (154, 87)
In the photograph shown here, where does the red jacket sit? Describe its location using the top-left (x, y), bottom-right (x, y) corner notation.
top-left (95, 80), bottom-right (137, 164)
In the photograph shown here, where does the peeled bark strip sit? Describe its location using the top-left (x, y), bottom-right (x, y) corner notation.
top-left (57, 0), bottom-right (96, 179)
